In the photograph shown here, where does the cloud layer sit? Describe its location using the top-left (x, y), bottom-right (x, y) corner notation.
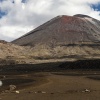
top-left (0, 0), bottom-right (100, 41)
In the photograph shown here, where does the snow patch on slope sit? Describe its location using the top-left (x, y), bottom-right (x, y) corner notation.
top-left (84, 17), bottom-right (96, 25)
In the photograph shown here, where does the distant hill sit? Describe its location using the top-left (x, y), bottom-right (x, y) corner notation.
top-left (0, 41), bottom-right (22, 58)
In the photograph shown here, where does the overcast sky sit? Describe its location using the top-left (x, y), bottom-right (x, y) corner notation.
top-left (0, 0), bottom-right (100, 41)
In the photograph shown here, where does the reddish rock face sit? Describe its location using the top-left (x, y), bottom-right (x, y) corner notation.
top-left (12, 14), bottom-right (100, 46)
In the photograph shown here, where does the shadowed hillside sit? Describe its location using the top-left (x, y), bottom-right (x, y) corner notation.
top-left (0, 59), bottom-right (100, 74)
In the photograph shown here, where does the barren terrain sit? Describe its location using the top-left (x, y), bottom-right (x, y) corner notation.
top-left (0, 71), bottom-right (100, 100)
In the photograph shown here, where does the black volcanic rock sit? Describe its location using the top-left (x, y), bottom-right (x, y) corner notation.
top-left (12, 14), bottom-right (100, 46)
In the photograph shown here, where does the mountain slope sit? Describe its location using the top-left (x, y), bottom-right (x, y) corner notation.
top-left (12, 14), bottom-right (100, 46)
top-left (9, 14), bottom-right (100, 63)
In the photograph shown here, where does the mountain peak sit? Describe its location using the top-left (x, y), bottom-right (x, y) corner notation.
top-left (73, 14), bottom-right (91, 18)
top-left (12, 14), bottom-right (100, 46)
